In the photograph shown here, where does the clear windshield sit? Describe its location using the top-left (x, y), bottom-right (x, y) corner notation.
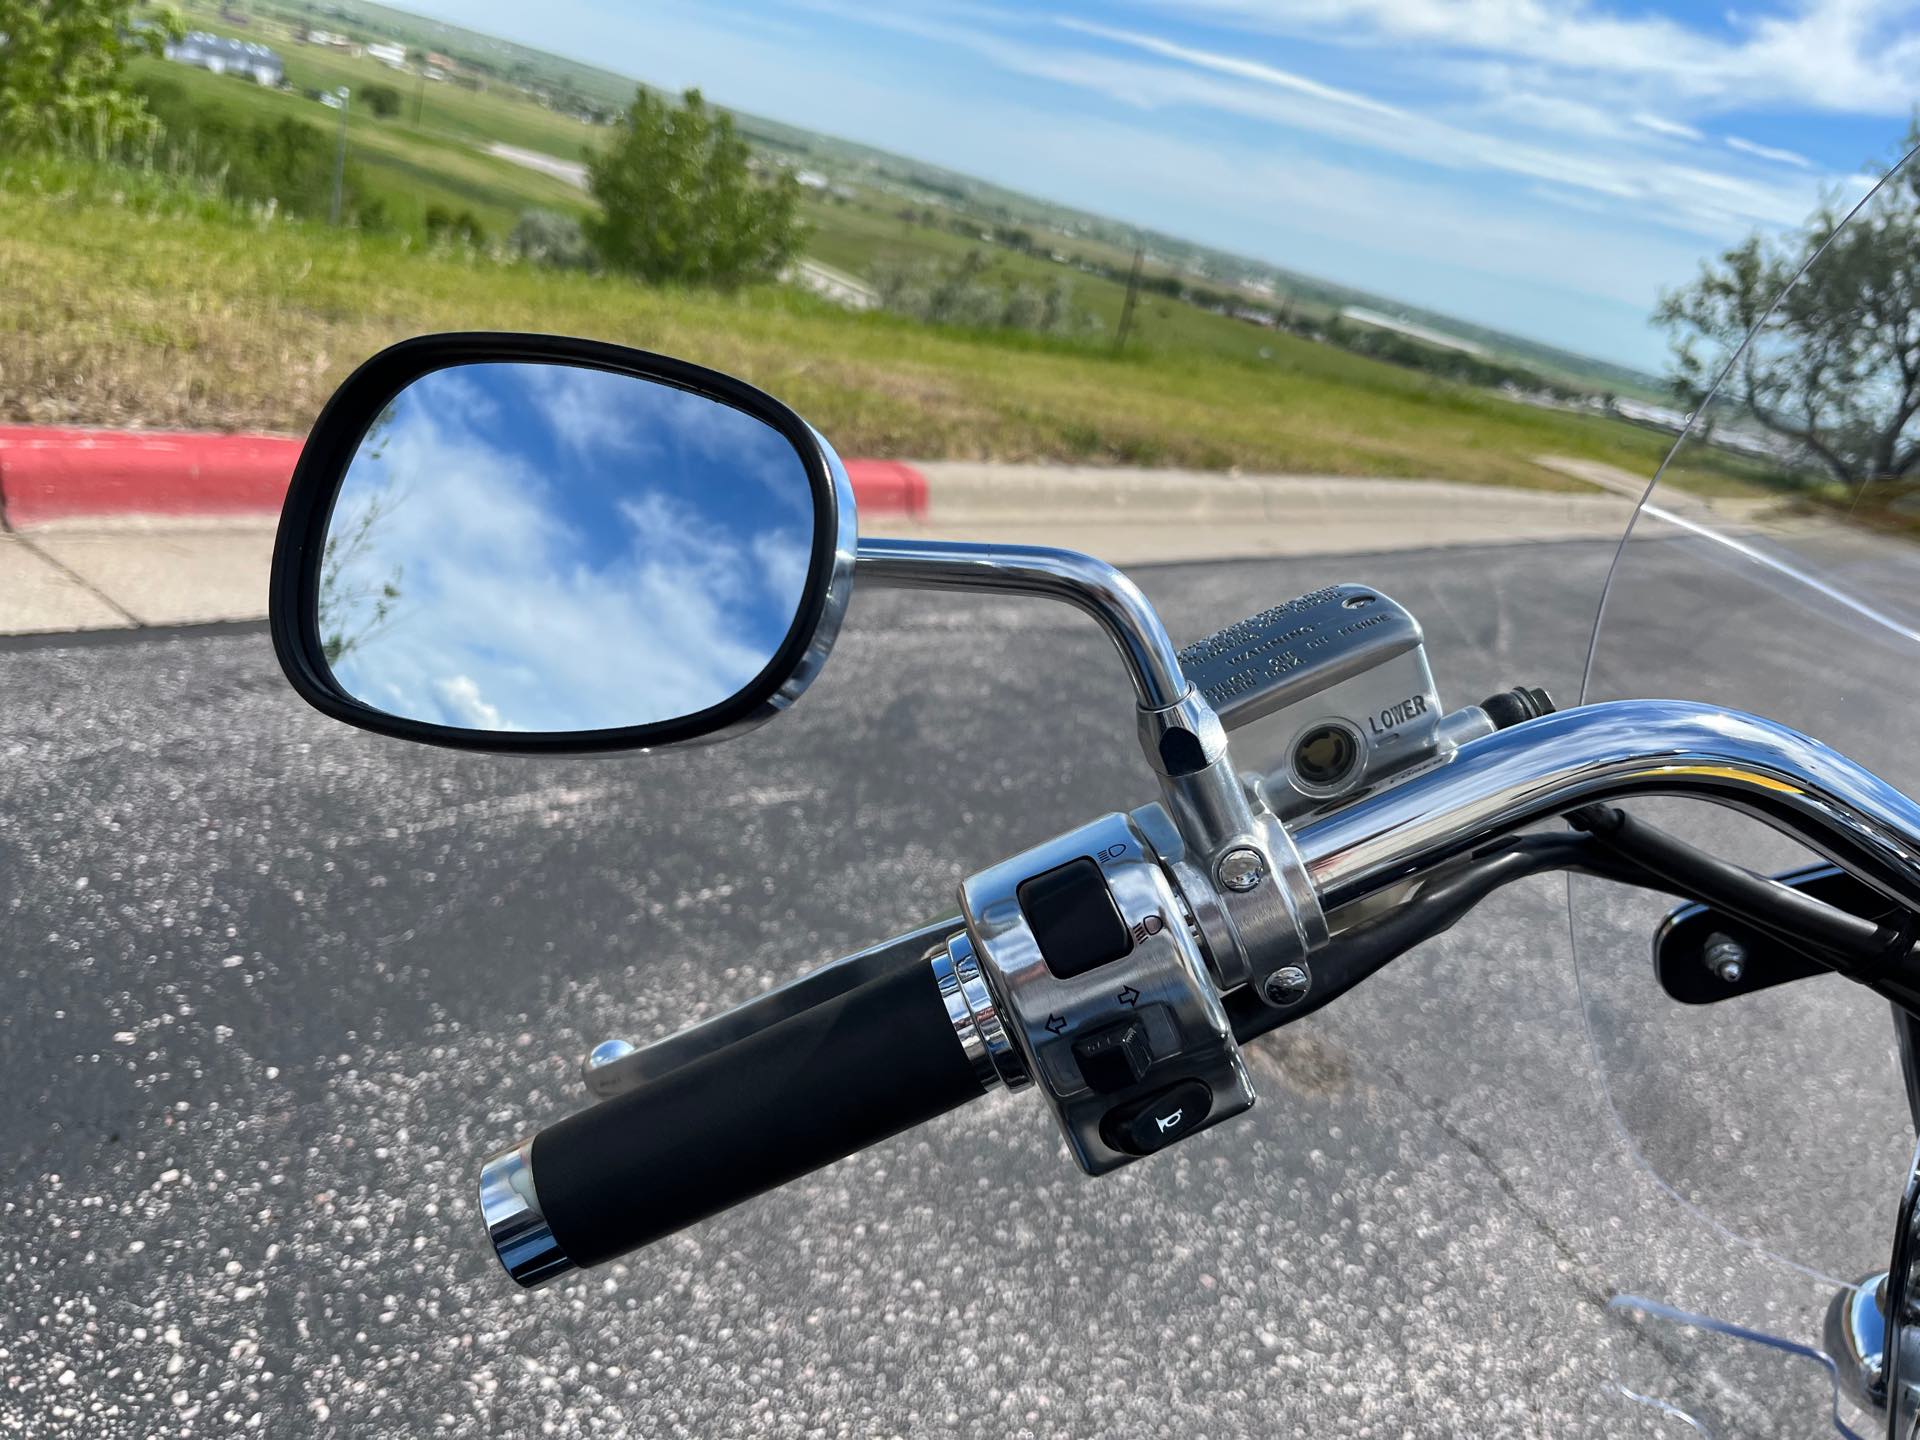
top-left (1574, 140), bottom-right (1920, 1431)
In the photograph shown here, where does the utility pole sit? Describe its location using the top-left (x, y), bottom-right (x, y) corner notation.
top-left (329, 87), bottom-right (351, 226)
top-left (413, 67), bottom-right (427, 126)
top-left (1113, 245), bottom-right (1144, 356)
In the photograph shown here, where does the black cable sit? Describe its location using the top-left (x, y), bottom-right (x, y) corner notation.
top-left (1568, 803), bottom-right (1913, 975)
top-left (1230, 831), bottom-right (1660, 1043)
top-left (1230, 808), bottom-right (1920, 1046)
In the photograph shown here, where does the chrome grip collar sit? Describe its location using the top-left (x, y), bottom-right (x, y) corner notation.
top-left (479, 1140), bottom-right (574, 1289)
top-left (1293, 699), bottom-right (1920, 912)
top-left (932, 932), bottom-right (1028, 1093)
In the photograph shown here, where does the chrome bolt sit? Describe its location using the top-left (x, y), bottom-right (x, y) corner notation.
top-left (1263, 966), bottom-right (1311, 1007)
top-left (1218, 847), bottom-right (1268, 893)
top-left (584, 1038), bottom-right (637, 1073)
top-left (1704, 935), bottom-right (1746, 985)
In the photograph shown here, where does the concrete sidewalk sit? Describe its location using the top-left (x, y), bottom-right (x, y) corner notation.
top-left (2, 520), bottom-right (277, 632)
top-left (885, 461), bottom-right (1652, 562)
top-left (0, 459), bottom-right (1756, 638)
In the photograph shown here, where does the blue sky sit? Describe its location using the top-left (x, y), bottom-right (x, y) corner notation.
top-left (399, 0), bottom-right (1920, 371)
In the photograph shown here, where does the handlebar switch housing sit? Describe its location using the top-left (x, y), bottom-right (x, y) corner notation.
top-left (960, 812), bottom-right (1255, 1174)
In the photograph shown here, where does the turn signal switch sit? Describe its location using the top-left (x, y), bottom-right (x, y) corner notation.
top-left (951, 810), bottom-right (1255, 1174)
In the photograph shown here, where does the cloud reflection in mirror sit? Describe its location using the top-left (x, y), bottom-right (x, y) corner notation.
top-left (318, 361), bottom-right (816, 734)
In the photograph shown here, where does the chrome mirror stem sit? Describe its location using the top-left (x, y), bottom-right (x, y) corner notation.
top-left (855, 538), bottom-right (1324, 999)
top-left (854, 538), bottom-right (1190, 709)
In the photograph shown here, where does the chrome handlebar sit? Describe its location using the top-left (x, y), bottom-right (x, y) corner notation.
top-left (485, 697), bottom-right (1920, 1286)
top-left (1295, 698), bottom-right (1920, 914)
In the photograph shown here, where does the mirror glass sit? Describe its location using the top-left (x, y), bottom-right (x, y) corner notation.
top-left (315, 361), bottom-right (819, 736)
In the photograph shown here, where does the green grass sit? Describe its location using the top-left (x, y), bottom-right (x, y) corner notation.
top-left (798, 195), bottom-right (1342, 366)
top-left (150, 3), bottom-right (1574, 399)
top-left (0, 152), bottom-right (1780, 504)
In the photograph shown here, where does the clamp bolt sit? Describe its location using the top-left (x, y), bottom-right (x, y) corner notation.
top-left (1263, 966), bottom-right (1311, 1007)
top-left (1218, 847), bottom-right (1268, 893)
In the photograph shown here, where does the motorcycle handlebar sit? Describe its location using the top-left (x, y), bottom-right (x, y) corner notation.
top-left (1293, 699), bottom-right (1920, 914)
top-left (481, 698), bottom-right (1920, 1288)
top-left (480, 955), bottom-right (986, 1286)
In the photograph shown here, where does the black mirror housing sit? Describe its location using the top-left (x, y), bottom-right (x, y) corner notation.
top-left (269, 332), bottom-right (858, 755)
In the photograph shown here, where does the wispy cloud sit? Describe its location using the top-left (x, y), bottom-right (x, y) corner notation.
top-left (1725, 135), bottom-right (1814, 168)
top-left (1143, 0), bottom-right (1920, 113)
top-left (1632, 111), bottom-right (1704, 142)
top-left (1053, 17), bottom-right (1405, 118)
top-left (891, 8), bottom-right (1825, 234)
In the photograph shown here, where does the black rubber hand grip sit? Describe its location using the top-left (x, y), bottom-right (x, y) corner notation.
top-left (530, 956), bottom-right (985, 1268)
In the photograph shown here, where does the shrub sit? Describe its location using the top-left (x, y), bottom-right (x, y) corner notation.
top-left (360, 84), bottom-right (403, 120)
top-left (425, 205), bottom-right (486, 246)
top-left (136, 78), bottom-right (387, 228)
top-left (0, 0), bottom-right (180, 148)
top-left (509, 208), bottom-right (594, 269)
top-left (871, 252), bottom-right (1091, 336)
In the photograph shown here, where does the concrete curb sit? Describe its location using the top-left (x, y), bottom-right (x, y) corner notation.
top-left (0, 425), bottom-right (928, 529)
top-left (0, 427), bottom-right (303, 528)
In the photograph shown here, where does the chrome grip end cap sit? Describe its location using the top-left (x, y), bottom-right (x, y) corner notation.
top-left (479, 1139), bottom-right (574, 1288)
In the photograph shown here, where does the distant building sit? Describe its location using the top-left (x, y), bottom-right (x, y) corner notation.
top-left (164, 31), bottom-right (285, 86)
top-left (366, 41), bottom-right (408, 69)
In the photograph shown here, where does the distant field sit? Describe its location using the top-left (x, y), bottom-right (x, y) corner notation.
top-left (126, 53), bottom-right (594, 239)
top-left (0, 159), bottom-right (1781, 502)
top-left (148, 5), bottom-right (1654, 399)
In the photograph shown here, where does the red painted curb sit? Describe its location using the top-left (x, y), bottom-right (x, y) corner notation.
top-left (841, 458), bottom-right (928, 520)
top-left (0, 425), bottom-right (927, 527)
top-left (0, 427), bottom-right (302, 528)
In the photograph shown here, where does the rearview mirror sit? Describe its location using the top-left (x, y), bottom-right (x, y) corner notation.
top-left (270, 334), bottom-right (856, 752)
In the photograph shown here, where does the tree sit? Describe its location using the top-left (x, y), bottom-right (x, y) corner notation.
top-left (1655, 124), bottom-right (1920, 487)
top-left (586, 87), bottom-right (800, 287)
top-left (0, 0), bottom-right (182, 146)
top-left (359, 82), bottom-right (402, 119)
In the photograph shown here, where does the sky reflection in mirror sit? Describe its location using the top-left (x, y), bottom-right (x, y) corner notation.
top-left (320, 362), bottom-right (815, 734)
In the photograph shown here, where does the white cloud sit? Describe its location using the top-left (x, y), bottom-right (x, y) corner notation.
top-left (1053, 17), bottom-right (1406, 118)
top-left (1144, 0), bottom-right (1920, 114)
top-left (520, 363), bottom-right (645, 459)
top-left (434, 674), bottom-right (512, 731)
top-left (1725, 134), bottom-right (1814, 168)
top-left (879, 9), bottom-right (1828, 236)
top-left (1632, 111), bottom-right (1705, 142)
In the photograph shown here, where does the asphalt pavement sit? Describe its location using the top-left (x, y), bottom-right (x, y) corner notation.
top-left (0, 537), bottom-right (1909, 1437)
